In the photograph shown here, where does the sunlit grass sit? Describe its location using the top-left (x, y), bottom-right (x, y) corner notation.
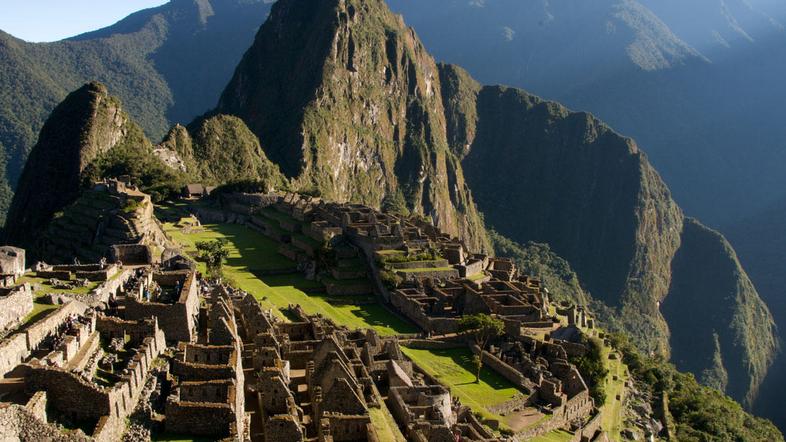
top-left (164, 221), bottom-right (417, 336)
top-left (401, 347), bottom-right (523, 427)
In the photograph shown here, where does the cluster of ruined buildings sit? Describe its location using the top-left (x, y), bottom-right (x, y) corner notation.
top-left (0, 185), bottom-right (605, 441)
top-left (196, 191), bottom-right (604, 441)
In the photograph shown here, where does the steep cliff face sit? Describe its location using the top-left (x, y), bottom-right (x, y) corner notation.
top-left (664, 219), bottom-right (778, 408)
top-left (457, 83), bottom-right (775, 406)
top-left (217, 0), bottom-right (490, 252)
top-left (3, 82), bottom-right (136, 247)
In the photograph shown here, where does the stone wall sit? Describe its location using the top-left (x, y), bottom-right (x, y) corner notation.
top-left (397, 268), bottom-right (460, 283)
top-left (164, 401), bottom-right (236, 437)
top-left (0, 246), bottom-right (25, 282)
top-left (389, 289), bottom-right (461, 334)
top-left (110, 244), bottom-right (154, 265)
top-left (0, 283), bottom-right (33, 331)
top-left (24, 391), bottom-right (47, 421)
top-left (24, 300), bottom-right (88, 350)
top-left (387, 259), bottom-right (450, 270)
top-left (26, 318), bottom-right (165, 438)
top-left (323, 413), bottom-right (373, 442)
top-left (0, 300), bottom-right (89, 377)
top-left (171, 344), bottom-right (238, 381)
top-left (0, 404), bottom-right (90, 442)
top-left (472, 346), bottom-right (533, 392)
top-left (125, 293), bottom-right (197, 343)
top-left (50, 263), bottom-right (119, 282)
top-left (0, 334), bottom-right (28, 377)
top-left (26, 367), bottom-right (113, 420)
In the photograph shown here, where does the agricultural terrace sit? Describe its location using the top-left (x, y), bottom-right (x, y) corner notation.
top-left (600, 340), bottom-right (629, 441)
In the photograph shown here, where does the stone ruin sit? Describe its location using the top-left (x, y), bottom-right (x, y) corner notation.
top-left (165, 285), bottom-right (246, 439)
top-left (39, 179), bottom-right (168, 265)
top-left (187, 189), bottom-right (595, 438)
top-left (0, 296), bottom-right (166, 441)
top-left (122, 268), bottom-right (200, 343)
top-left (391, 275), bottom-right (553, 336)
top-left (0, 187), bottom-right (608, 441)
top-left (0, 246), bottom-right (25, 288)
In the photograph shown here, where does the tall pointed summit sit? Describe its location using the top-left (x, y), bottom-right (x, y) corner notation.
top-left (217, 0), bottom-right (490, 252)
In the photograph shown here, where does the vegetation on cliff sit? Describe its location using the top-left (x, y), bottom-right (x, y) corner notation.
top-left (83, 121), bottom-right (186, 203)
top-left (458, 84), bottom-right (775, 407)
top-left (609, 333), bottom-right (783, 442)
top-left (489, 231), bottom-right (589, 307)
top-left (663, 218), bottom-right (778, 408)
top-left (4, 82), bottom-right (144, 247)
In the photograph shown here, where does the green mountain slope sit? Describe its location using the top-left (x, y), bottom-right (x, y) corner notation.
top-left (160, 115), bottom-right (287, 188)
top-left (3, 82), bottom-right (285, 251)
top-left (663, 218), bottom-right (778, 407)
top-left (217, 0), bottom-right (490, 252)
top-left (0, 0), bottom-right (273, 223)
top-left (452, 81), bottom-right (775, 408)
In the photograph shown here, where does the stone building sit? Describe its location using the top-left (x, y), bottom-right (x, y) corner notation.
top-left (123, 269), bottom-right (200, 343)
top-left (0, 246), bottom-right (25, 287)
top-left (391, 275), bottom-right (552, 336)
top-left (39, 179), bottom-right (169, 264)
top-left (0, 283), bottom-right (33, 332)
top-left (165, 285), bottom-right (246, 440)
top-left (21, 312), bottom-right (166, 441)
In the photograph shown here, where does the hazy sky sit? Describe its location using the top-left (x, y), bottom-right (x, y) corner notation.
top-left (0, 0), bottom-right (169, 42)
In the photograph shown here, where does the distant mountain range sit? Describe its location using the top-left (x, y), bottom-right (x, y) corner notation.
top-left (0, 0), bottom-right (274, 222)
top-left (386, 0), bottom-right (786, 227)
top-left (385, 0), bottom-right (786, 429)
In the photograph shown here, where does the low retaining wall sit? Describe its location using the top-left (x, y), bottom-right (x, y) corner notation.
top-left (386, 259), bottom-right (450, 270)
top-left (0, 284), bottom-right (33, 331)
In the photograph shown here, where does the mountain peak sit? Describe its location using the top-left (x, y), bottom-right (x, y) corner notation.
top-left (3, 82), bottom-right (134, 247)
top-left (218, 0), bottom-right (491, 251)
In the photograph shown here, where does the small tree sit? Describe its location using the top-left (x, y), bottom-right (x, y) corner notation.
top-left (459, 314), bottom-right (504, 383)
top-left (196, 239), bottom-right (230, 280)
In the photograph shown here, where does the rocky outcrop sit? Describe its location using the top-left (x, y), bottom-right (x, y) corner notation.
top-left (4, 82), bottom-right (136, 248)
top-left (457, 83), bottom-right (776, 407)
top-left (160, 115), bottom-right (287, 189)
top-left (217, 0), bottom-right (490, 252)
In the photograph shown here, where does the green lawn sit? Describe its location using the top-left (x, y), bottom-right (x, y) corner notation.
top-left (401, 347), bottom-right (523, 425)
top-left (16, 273), bottom-right (104, 327)
top-left (467, 272), bottom-right (487, 282)
top-left (21, 298), bottom-right (59, 327)
top-left (17, 274), bottom-right (101, 297)
top-left (165, 222), bottom-right (417, 336)
top-left (369, 405), bottom-right (407, 442)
